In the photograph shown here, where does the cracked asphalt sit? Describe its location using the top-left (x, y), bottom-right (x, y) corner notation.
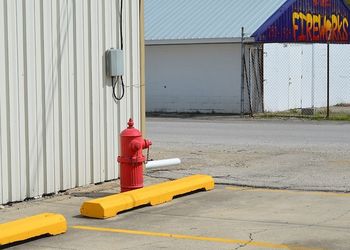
top-left (1, 116), bottom-right (349, 250)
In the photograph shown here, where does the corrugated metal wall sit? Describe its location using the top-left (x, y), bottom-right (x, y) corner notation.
top-left (0, 0), bottom-right (141, 204)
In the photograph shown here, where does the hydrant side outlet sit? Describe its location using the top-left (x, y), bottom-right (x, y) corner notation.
top-left (118, 118), bottom-right (152, 192)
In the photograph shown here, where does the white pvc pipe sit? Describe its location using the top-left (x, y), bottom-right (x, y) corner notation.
top-left (146, 158), bottom-right (181, 169)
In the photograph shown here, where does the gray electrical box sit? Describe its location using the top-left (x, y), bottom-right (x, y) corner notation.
top-left (106, 48), bottom-right (124, 77)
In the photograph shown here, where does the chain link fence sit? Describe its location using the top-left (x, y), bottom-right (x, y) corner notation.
top-left (244, 43), bottom-right (350, 120)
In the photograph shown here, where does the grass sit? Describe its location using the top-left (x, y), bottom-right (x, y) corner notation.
top-left (312, 113), bottom-right (350, 121)
top-left (257, 110), bottom-right (350, 121)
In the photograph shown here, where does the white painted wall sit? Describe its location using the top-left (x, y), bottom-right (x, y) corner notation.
top-left (0, 0), bottom-right (141, 204)
top-left (146, 44), bottom-right (242, 113)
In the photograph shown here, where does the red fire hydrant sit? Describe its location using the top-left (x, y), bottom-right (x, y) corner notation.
top-left (118, 118), bottom-right (152, 192)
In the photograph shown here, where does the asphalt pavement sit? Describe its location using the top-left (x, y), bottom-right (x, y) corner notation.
top-left (146, 117), bottom-right (350, 191)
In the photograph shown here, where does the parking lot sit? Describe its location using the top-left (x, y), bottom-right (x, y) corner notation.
top-left (1, 117), bottom-right (349, 250)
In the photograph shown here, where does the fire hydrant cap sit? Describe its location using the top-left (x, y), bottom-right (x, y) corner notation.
top-left (128, 119), bottom-right (134, 128)
top-left (120, 118), bottom-right (142, 137)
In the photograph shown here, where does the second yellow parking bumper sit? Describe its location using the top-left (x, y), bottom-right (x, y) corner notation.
top-left (0, 213), bottom-right (67, 246)
top-left (81, 175), bottom-right (215, 219)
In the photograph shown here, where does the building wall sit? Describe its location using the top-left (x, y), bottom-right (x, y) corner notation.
top-left (146, 44), bottom-right (242, 113)
top-left (0, 0), bottom-right (141, 204)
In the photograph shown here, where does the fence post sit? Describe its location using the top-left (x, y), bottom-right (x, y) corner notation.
top-left (240, 27), bottom-right (245, 117)
top-left (327, 43), bottom-right (330, 119)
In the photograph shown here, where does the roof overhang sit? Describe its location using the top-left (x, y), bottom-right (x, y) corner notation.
top-left (253, 0), bottom-right (350, 44)
top-left (145, 37), bottom-right (255, 46)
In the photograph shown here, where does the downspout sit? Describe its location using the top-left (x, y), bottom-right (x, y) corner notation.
top-left (139, 0), bottom-right (146, 136)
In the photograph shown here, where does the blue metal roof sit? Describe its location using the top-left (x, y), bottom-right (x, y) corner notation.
top-left (145, 0), bottom-right (288, 43)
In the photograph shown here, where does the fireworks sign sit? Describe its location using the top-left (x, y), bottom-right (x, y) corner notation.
top-left (253, 0), bottom-right (350, 43)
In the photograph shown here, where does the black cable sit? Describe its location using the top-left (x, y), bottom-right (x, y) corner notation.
top-left (112, 76), bottom-right (125, 102)
top-left (111, 0), bottom-right (125, 103)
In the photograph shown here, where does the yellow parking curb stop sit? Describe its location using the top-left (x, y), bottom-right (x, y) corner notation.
top-left (0, 213), bottom-right (67, 246)
top-left (80, 174), bottom-right (215, 219)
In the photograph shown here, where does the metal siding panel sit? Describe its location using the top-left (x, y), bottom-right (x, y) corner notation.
top-left (125, 0), bottom-right (132, 121)
top-left (90, 0), bottom-right (101, 183)
top-left (43, 0), bottom-right (56, 194)
top-left (68, 0), bottom-right (77, 188)
top-left (119, 0), bottom-right (128, 132)
top-left (35, 0), bottom-right (45, 196)
top-left (0, 111), bottom-right (2, 203)
top-left (128, 0), bottom-right (135, 122)
top-left (131, 0), bottom-right (137, 122)
top-left (17, 0), bottom-right (28, 201)
top-left (114, 0), bottom-right (121, 180)
top-left (84, 0), bottom-right (93, 184)
top-left (113, 0), bottom-right (118, 180)
top-left (53, 0), bottom-right (62, 192)
top-left (132, 0), bottom-right (140, 128)
top-left (1, 0), bottom-right (140, 204)
top-left (59, 0), bottom-right (71, 190)
top-left (104, 0), bottom-right (115, 181)
top-left (0, 0), bottom-right (8, 204)
top-left (0, 0), bottom-right (2, 204)
top-left (75, 0), bottom-right (86, 186)
top-left (98, 0), bottom-right (107, 182)
top-left (25, 0), bottom-right (40, 198)
top-left (7, 0), bottom-right (22, 201)
top-left (123, 0), bottom-right (131, 125)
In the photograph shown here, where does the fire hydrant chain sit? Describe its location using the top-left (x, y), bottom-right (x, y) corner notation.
top-left (145, 147), bottom-right (151, 164)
